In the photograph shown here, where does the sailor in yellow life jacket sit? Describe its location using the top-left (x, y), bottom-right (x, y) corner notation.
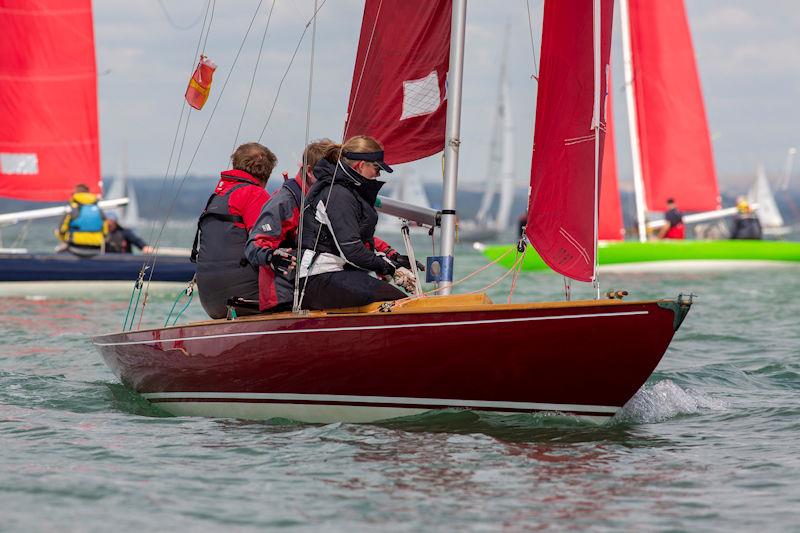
top-left (56, 183), bottom-right (108, 255)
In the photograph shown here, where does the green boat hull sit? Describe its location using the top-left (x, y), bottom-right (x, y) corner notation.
top-left (483, 240), bottom-right (800, 271)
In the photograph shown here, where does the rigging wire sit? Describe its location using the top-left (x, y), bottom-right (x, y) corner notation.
top-left (524, 0), bottom-right (540, 79)
top-left (234, 0), bottom-right (278, 149)
top-left (257, 0), bottom-right (329, 142)
top-left (292, 0), bottom-right (320, 312)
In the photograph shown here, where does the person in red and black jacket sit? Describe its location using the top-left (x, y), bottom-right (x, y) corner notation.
top-left (193, 142), bottom-right (276, 319)
top-left (245, 138), bottom-right (416, 313)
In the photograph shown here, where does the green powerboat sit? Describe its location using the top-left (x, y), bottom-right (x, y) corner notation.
top-left (482, 240), bottom-right (800, 272)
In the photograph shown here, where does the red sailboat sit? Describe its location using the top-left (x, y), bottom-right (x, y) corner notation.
top-left (94, 0), bottom-right (692, 423)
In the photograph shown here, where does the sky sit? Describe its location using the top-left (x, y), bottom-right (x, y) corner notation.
top-left (93, 1), bottom-right (800, 192)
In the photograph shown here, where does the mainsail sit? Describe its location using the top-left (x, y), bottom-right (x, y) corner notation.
top-left (526, 0), bottom-right (614, 282)
top-left (0, 0), bottom-right (100, 202)
top-left (343, 0), bottom-right (451, 164)
top-left (599, 78), bottom-right (624, 241)
top-left (624, 0), bottom-right (720, 212)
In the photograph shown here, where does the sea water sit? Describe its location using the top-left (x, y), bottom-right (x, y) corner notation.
top-left (1, 233), bottom-right (799, 531)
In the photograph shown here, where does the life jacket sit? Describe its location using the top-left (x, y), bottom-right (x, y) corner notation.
top-left (60, 192), bottom-right (107, 248)
top-left (193, 177), bottom-right (263, 319)
top-left (192, 181), bottom-right (252, 264)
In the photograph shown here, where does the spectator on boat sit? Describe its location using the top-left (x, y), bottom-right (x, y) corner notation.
top-left (193, 142), bottom-right (276, 319)
top-left (730, 197), bottom-right (763, 240)
top-left (246, 138), bottom-right (416, 313)
top-left (657, 198), bottom-right (685, 239)
top-left (104, 213), bottom-right (154, 254)
top-left (297, 135), bottom-right (415, 310)
top-left (56, 183), bottom-right (108, 256)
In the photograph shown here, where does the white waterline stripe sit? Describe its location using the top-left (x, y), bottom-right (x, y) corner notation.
top-left (95, 310), bottom-right (648, 346)
top-left (141, 392), bottom-right (620, 414)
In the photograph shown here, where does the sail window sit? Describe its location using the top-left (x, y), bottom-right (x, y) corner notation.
top-left (400, 71), bottom-right (441, 120)
top-left (0, 153), bottom-right (39, 175)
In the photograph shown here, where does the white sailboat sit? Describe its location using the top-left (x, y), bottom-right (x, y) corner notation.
top-left (461, 30), bottom-right (516, 243)
top-left (747, 165), bottom-right (791, 237)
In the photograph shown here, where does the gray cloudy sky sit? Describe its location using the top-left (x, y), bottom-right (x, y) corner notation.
top-left (93, 1), bottom-right (800, 191)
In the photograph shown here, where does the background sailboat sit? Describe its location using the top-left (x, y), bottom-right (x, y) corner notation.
top-left (484, 0), bottom-right (800, 271)
top-left (460, 29), bottom-right (516, 243)
top-left (0, 0), bottom-right (194, 285)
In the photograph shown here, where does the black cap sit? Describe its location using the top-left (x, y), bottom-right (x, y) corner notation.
top-left (342, 150), bottom-right (393, 173)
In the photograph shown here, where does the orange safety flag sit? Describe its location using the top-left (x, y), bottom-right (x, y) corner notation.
top-left (185, 55), bottom-right (217, 110)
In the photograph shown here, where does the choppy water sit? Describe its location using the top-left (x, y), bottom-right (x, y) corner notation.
top-left (1, 240), bottom-right (799, 531)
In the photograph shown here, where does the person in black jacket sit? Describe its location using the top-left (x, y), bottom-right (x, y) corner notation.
top-left (296, 135), bottom-right (410, 310)
top-left (105, 213), bottom-right (154, 254)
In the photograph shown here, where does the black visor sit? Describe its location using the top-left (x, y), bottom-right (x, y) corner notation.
top-left (342, 150), bottom-right (394, 173)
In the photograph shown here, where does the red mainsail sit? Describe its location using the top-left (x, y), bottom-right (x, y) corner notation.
top-left (599, 78), bottom-right (624, 241)
top-left (0, 0), bottom-right (100, 202)
top-left (526, 0), bottom-right (614, 282)
top-left (343, 0), bottom-right (451, 164)
top-left (627, 0), bottom-right (720, 212)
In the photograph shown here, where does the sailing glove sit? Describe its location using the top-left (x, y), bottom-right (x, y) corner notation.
top-left (268, 248), bottom-right (296, 275)
top-left (386, 250), bottom-right (425, 271)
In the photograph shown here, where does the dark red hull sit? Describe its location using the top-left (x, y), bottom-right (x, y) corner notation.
top-left (93, 297), bottom-right (690, 423)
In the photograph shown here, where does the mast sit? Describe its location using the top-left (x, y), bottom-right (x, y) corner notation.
top-left (619, 0), bottom-right (648, 242)
top-left (496, 28), bottom-right (515, 234)
top-left (591, 0), bottom-right (601, 297)
top-left (438, 0), bottom-right (468, 296)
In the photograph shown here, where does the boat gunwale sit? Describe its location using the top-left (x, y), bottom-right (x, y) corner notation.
top-left (92, 295), bottom-right (676, 342)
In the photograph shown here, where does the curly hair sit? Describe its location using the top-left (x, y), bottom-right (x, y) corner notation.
top-left (231, 142), bottom-right (277, 183)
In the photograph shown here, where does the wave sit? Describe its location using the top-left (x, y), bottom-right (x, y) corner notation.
top-left (617, 379), bottom-right (728, 424)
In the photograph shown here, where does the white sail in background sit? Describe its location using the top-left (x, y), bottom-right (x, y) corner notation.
top-left (748, 165), bottom-right (784, 229)
top-left (471, 28), bottom-right (515, 239)
top-left (104, 145), bottom-right (140, 228)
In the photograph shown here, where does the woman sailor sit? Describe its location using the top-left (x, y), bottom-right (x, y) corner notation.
top-left (297, 135), bottom-right (414, 310)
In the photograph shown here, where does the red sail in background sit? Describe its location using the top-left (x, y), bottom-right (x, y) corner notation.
top-left (0, 0), bottom-right (100, 202)
top-left (526, 0), bottom-right (614, 282)
top-left (599, 77), bottom-right (624, 241)
top-left (627, 0), bottom-right (720, 212)
top-left (344, 0), bottom-right (451, 164)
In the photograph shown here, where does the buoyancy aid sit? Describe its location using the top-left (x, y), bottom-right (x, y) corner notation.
top-left (59, 192), bottom-right (107, 248)
top-left (194, 174), bottom-right (265, 319)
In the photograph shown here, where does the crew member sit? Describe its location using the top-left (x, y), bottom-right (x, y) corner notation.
top-left (730, 197), bottom-right (763, 240)
top-left (56, 183), bottom-right (108, 256)
top-left (297, 135), bottom-right (413, 310)
top-left (193, 142), bottom-right (276, 319)
top-left (105, 213), bottom-right (154, 254)
top-left (658, 198), bottom-right (685, 239)
top-left (246, 138), bottom-right (417, 313)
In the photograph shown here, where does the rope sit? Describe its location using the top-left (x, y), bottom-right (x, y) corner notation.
top-left (388, 245), bottom-right (519, 310)
top-left (156, 0), bottom-right (207, 31)
top-left (234, 0), bottom-right (277, 149)
top-left (164, 277), bottom-right (196, 327)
